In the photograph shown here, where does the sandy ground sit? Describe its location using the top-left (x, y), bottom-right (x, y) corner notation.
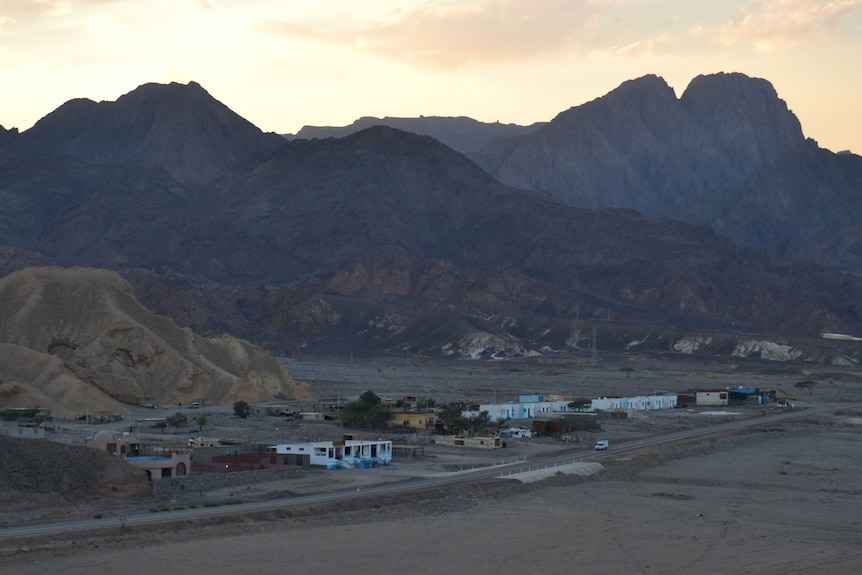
top-left (4, 358), bottom-right (862, 574)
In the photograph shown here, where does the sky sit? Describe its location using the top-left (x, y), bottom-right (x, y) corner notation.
top-left (1, 0), bottom-right (860, 153)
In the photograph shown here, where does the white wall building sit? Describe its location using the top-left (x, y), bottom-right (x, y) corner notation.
top-left (696, 390), bottom-right (729, 406)
top-left (590, 394), bottom-right (677, 412)
top-left (463, 394), bottom-right (572, 420)
top-left (273, 439), bottom-right (392, 469)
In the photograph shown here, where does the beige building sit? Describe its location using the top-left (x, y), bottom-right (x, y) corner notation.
top-left (388, 411), bottom-right (438, 430)
top-left (434, 435), bottom-right (501, 449)
top-left (90, 430), bottom-right (190, 480)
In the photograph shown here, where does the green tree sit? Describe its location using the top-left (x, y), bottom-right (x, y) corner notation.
top-left (568, 398), bottom-right (592, 412)
top-left (196, 414), bottom-right (208, 431)
top-left (469, 410), bottom-right (492, 432)
top-left (341, 390), bottom-right (390, 428)
top-left (358, 390), bottom-right (382, 406)
top-left (439, 404), bottom-right (469, 433)
top-left (233, 401), bottom-right (250, 419)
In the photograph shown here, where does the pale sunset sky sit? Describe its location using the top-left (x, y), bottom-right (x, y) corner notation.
top-left (1, 0), bottom-right (860, 153)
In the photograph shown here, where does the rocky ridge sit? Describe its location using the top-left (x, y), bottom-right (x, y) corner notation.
top-left (0, 267), bottom-right (315, 416)
top-left (1, 75), bottom-right (862, 364)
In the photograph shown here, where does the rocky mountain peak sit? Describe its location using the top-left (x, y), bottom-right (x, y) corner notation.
top-left (474, 71), bottom-right (817, 221)
top-left (21, 81), bottom-right (284, 183)
top-left (681, 72), bottom-right (807, 171)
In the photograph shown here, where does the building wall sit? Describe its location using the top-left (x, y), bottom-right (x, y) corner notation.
top-left (126, 452), bottom-right (191, 479)
top-left (388, 412), bottom-right (437, 429)
top-left (464, 400), bottom-right (571, 420)
top-left (274, 440), bottom-right (393, 468)
top-left (697, 391), bottom-right (729, 406)
top-left (434, 435), bottom-right (501, 449)
top-left (591, 395), bottom-right (677, 411)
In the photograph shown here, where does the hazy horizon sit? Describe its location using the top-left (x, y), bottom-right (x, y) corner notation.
top-left (1, 1), bottom-right (860, 154)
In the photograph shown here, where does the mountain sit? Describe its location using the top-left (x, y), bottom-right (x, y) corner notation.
top-left (289, 115), bottom-right (545, 155)
top-left (2, 78), bottom-right (862, 365)
top-left (19, 81), bottom-right (285, 184)
top-left (0, 267), bottom-right (315, 417)
top-left (472, 73), bottom-right (862, 272)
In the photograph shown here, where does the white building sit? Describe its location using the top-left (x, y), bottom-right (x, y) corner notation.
top-left (590, 394), bottom-right (677, 412)
top-left (696, 390), bottom-right (729, 406)
top-left (464, 394), bottom-right (572, 420)
top-left (273, 439), bottom-right (392, 469)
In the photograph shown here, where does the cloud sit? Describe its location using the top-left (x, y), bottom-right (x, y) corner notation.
top-left (695, 0), bottom-right (862, 52)
top-left (0, 0), bottom-right (122, 20)
top-left (257, 0), bottom-right (630, 68)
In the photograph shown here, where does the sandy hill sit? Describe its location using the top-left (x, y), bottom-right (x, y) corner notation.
top-left (0, 267), bottom-right (315, 418)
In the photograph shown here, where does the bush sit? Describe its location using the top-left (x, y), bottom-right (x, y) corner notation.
top-left (166, 412), bottom-right (188, 427)
top-left (233, 401), bottom-right (250, 419)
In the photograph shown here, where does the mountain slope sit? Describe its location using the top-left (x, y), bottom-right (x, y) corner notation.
top-left (2, 79), bottom-right (862, 362)
top-left (20, 81), bottom-right (285, 184)
top-left (474, 73), bottom-right (808, 220)
top-left (472, 72), bottom-right (862, 272)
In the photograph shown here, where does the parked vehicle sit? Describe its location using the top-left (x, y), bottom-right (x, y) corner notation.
top-left (595, 439), bottom-right (609, 450)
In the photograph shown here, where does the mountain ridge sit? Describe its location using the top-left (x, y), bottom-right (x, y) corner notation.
top-left (19, 81), bottom-right (285, 184)
top-left (2, 74), bottom-right (862, 365)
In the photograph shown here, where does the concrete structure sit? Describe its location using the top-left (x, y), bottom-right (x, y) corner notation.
top-left (193, 443), bottom-right (311, 471)
top-left (388, 411), bottom-right (437, 430)
top-left (90, 430), bottom-right (190, 480)
top-left (126, 452), bottom-right (191, 480)
top-left (434, 435), bottom-right (501, 449)
top-left (696, 390), bottom-right (729, 406)
top-left (500, 427), bottom-right (533, 439)
top-left (0, 419), bottom-right (46, 438)
top-left (91, 430), bottom-right (141, 457)
top-left (590, 394), bottom-right (677, 412)
top-left (464, 394), bottom-right (571, 420)
top-left (727, 388), bottom-right (767, 405)
top-left (273, 439), bottom-right (392, 469)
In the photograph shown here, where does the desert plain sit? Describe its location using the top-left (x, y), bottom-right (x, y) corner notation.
top-left (2, 355), bottom-right (862, 574)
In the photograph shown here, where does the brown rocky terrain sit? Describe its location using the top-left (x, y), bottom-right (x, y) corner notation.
top-left (0, 267), bottom-right (315, 417)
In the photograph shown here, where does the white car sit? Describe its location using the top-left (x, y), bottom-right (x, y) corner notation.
top-left (595, 440), bottom-right (609, 450)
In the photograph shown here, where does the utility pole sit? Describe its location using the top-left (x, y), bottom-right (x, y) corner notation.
top-left (591, 327), bottom-right (598, 365)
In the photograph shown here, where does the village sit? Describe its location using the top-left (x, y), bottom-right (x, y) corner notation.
top-left (4, 356), bottom-right (860, 575)
top-left (1, 378), bottom-right (801, 495)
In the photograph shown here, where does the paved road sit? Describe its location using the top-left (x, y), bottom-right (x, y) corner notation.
top-left (0, 403), bottom-right (843, 541)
